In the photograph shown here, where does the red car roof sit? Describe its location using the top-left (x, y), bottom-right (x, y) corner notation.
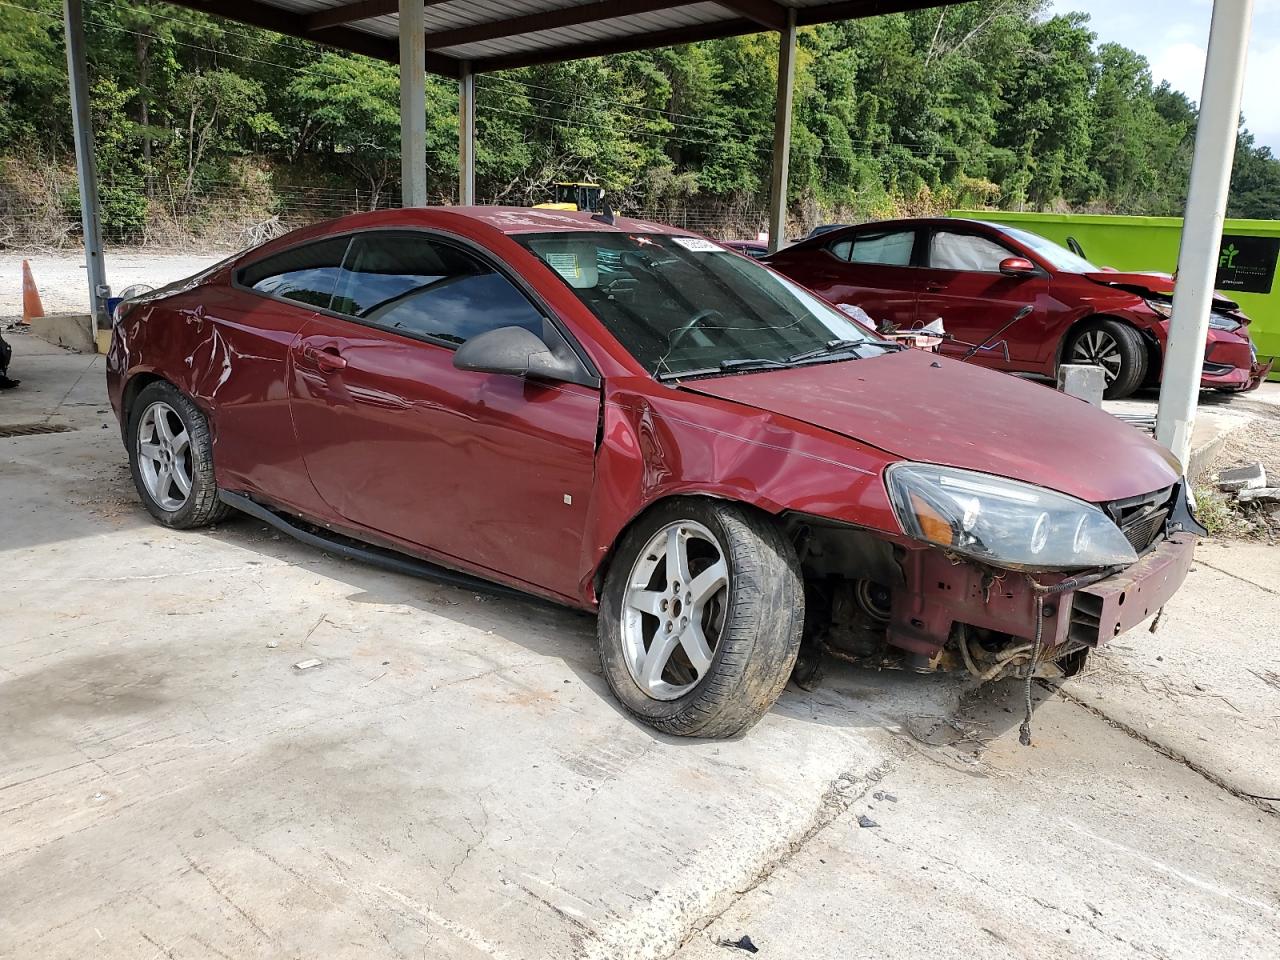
top-left (317, 205), bottom-right (690, 237)
top-left (234, 206), bottom-right (699, 267)
top-left (454, 206), bottom-right (688, 236)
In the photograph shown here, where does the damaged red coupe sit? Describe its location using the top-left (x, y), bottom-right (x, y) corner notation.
top-left (107, 208), bottom-right (1203, 738)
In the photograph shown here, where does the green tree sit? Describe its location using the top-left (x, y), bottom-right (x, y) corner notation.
top-left (1230, 132), bottom-right (1280, 220)
top-left (3, 0), bottom-right (1279, 236)
top-left (173, 69), bottom-right (276, 203)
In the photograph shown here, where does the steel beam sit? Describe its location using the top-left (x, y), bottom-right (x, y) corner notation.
top-left (306, 0), bottom-right (399, 31)
top-left (1155, 0), bottom-right (1254, 468)
top-left (767, 8), bottom-right (797, 253)
top-left (63, 0), bottom-right (107, 335)
top-left (426, 0), bottom-right (701, 50)
top-left (400, 0), bottom-right (428, 207)
top-left (474, 17), bottom-right (756, 72)
top-left (795, 0), bottom-right (953, 26)
top-left (716, 0), bottom-right (787, 30)
top-left (459, 61), bottom-right (476, 205)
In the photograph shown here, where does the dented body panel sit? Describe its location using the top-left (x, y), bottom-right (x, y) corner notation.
top-left (107, 207), bottom-right (1195, 673)
top-left (677, 349), bottom-right (1179, 503)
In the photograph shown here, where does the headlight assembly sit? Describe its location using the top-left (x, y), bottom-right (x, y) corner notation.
top-left (1146, 298), bottom-right (1242, 333)
top-left (886, 463), bottom-right (1138, 571)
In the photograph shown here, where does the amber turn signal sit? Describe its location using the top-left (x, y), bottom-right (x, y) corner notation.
top-left (908, 491), bottom-right (954, 546)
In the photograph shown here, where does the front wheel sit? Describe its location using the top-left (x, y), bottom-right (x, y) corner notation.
top-left (1064, 319), bottom-right (1147, 400)
top-left (597, 499), bottom-right (804, 738)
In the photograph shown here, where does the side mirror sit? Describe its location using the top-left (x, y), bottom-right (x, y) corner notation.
top-left (999, 257), bottom-right (1037, 278)
top-left (452, 326), bottom-right (579, 382)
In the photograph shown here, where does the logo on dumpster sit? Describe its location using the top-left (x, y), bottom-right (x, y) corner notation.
top-left (1215, 235), bottom-right (1278, 295)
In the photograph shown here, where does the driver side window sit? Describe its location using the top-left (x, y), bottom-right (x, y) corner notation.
top-left (332, 232), bottom-right (545, 346)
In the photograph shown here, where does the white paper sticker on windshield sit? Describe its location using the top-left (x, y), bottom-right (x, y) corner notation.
top-left (545, 251), bottom-right (581, 280)
top-left (671, 236), bottom-right (724, 253)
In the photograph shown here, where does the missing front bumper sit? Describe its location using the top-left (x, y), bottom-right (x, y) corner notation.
top-left (886, 533), bottom-right (1197, 663)
top-left (1066, 533), bottom-right (1196, 646)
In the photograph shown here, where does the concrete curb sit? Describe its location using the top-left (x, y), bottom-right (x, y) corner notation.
top-left (1187, 410), bottom-right (1251, 482)
top-left (27, 313), bottom-right (96, 354)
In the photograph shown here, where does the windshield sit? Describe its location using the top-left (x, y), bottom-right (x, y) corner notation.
top-left (998, 226), bottom-right (1100, 274)
top-left (517, 232), bottom-right (886, 378)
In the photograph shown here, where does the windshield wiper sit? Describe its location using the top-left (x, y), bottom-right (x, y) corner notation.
top-left (719, 357), bottom-right (788, 371)
top-left (656, 357), bottom-right (787, 381)
top-left (787, 338), bottom-right (868, 363)
top-left (788, 338), bottom-right (909, 363)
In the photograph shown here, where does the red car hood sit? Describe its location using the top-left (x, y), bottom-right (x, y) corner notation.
top-left (679, 349), bottom-right (1179, 503)
top-left (1083, 271), bottom-right (1242, 313)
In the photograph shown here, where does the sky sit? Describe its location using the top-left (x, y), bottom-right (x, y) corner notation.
top-left (1048, 0), bottom-right (1280, 152)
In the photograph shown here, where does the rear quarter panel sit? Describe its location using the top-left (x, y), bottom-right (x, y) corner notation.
top-left (108, 276), bottom-right (323, 515)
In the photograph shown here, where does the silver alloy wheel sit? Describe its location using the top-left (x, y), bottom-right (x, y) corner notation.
top-left (621, 520), bottom-right (730, 701)
top-left (136, 400), bottom-right (193, 512)
top-left (1072, 329), bottom-right (1123, 384)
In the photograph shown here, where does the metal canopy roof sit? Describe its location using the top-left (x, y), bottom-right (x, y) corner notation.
top-left (160, 0), bottom-right (957, 77)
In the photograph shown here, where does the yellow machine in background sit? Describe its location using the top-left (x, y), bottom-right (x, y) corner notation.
top-left (535, 182), bottom-right (604, 213)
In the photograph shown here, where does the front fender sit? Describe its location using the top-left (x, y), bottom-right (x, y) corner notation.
top-left (578, 378), bottom-right (902, 605)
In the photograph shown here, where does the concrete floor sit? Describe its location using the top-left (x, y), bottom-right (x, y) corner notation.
top-left (3, 332), bottom-right (1279, 959)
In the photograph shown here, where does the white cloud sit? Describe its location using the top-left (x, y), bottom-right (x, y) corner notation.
top-left (1150, 41), bottom-right (1207, 101)
top-left (1149, 33), bottom-right (1280, 152)
top-left (1240, 37), bottom-right (1280, 150)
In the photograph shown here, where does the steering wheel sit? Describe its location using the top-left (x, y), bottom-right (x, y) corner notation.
top-left (667, 308), bottom-right (725, 352)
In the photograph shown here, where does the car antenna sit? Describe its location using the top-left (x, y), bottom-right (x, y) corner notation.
top-left (961, 305), bottom-right (1035, 362)
top-left (592, 200), bottom-right (615, 226)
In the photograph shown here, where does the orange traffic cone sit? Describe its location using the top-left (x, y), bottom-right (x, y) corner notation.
top-left (21, 259), bottom-right (45, 325)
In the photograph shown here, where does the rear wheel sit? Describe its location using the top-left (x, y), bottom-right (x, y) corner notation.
top-left (597, 498), bottom-right (803, 738)
top-left (127, 381), bottom-right (230, 529)
top-left (1064, 319), bottom-right (1147, 400)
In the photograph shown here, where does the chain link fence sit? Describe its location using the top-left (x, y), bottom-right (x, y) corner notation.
top-left (2, 164), bottom-right (789, 254)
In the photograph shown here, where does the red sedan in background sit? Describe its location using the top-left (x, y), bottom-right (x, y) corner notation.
top-left (766, 217), bottom-right (1270, 399)
top-left (718, 239), bottom-right (770, 259)
top-left (108, 207), bottom-right (1202, 739)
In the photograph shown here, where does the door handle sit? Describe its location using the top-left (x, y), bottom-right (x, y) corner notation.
top-left (303, 344), bottom-right (347, 373)
top-left (923, 282), bottom-right (945, 293)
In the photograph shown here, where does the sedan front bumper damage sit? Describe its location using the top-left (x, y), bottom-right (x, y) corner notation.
top-left (1066, 533), bottom-right (1196, 646)
top-left (885, 533), bottom-right (1196, 669)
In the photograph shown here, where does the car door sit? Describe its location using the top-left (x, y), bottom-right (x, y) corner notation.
top-left (779, 225), bottom-right (921, 331)
top-left (915, 227), bottom-right (1051, 369)
top-left (287, 230), bottom-right (601, 601)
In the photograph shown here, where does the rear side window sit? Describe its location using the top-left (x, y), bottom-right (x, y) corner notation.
top-left (331, 232), bottom-right (544, 345)
top-left (929, 231), bottom-right (1013, 272)
top-left (829, 229), bottom-right (916, 267)
top-left (239, 237), bottom-right (351, 309)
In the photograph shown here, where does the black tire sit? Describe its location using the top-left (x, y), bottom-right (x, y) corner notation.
top-left (597, 498), bottom-right (804, 738)
top-left (126, 380), bottom-right (231, 529)
top-left (1063, 318), bottom-right (1147, 400)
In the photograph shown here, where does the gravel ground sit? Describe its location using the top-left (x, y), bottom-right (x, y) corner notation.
top-left (1, 249), bottom-right (226, 318)
top-left (1196, 415), bottom-right (1280, 541)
